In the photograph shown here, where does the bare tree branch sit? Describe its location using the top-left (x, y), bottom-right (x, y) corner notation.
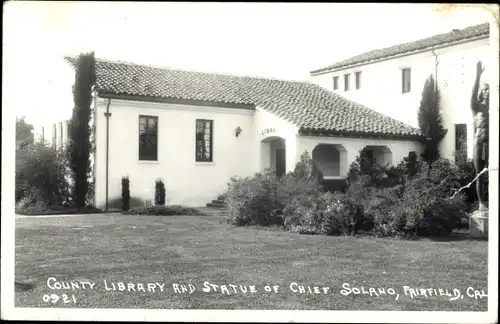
top-left (448, 167), bottom-right (488, 200)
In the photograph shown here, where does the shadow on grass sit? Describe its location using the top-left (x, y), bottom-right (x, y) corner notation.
top-left (425, 230), bottom-right (488, 242)
top-left (15, 282), bottom-right (36, 292)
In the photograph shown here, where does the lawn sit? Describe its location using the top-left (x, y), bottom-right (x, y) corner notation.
top-left (15, 210), bottom-right (488, 311)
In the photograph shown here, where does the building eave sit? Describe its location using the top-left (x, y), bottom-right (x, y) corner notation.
top-left (97, 92), bottom-right (256, 110)
top-left (310, 34), bottom-right (489, 76)
top-left (298, 127), bottom-right (424, 142)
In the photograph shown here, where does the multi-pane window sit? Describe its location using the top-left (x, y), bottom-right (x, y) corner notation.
top-left (344, 74), bottom-right (350, 91)
top-left (138, 115), bottom-right (158, 161)
top-left (196, 119), bottom-right (213, 162)
top-left (333, 76), bottom-right (339, 90)
top-left (355, 71), bottom-right (362, 90)
top-left (402, 68), bottom-right (411, 93)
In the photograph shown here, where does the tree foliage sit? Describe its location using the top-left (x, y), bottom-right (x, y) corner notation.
top-left (417, 74), bottom-right (447, 164)
top-left (16, 143), bottom-right (70, 206)
top-left (67, 51), bottom-right (96, 207)
top-left (16, 117), bottom-right (34, 149)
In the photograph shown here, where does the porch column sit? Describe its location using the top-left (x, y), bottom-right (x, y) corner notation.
top-left (285, 135), bottom-right (297, 173)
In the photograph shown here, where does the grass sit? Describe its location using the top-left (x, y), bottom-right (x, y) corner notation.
top-left (15, 211), bottom-right (488, 311)
top-left (15, 205), bottom-right (104, 216)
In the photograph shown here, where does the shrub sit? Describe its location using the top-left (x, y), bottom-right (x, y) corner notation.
top-left (372, 168), bottom-right (468, 237)
top-left (225, 170), bottom-right (283, 226)
top-left (123, 205), bottom-right (204, 216)
top-left (320, 191), bottom-right (362, 235)
top-left (395, 151), bottom-right (422, 178)
top-left (15, 143), bottom-right (70, 207)
top-left (342, 175), bottom-right (377, 232)
top-left (293, 150), bottom-right (315, 181)
top-left (155, 179), bottom-right (166, 206)
top-left (121, 176), bottom-right (130, 211)
top-left (108, 196), bottom-right (144, 210)
top-left (346, 149), bottom-right (401, 188)
top-left (281, 185), bottom-right (323, 231)
top-left (225, 151), bottom-right (325, 228)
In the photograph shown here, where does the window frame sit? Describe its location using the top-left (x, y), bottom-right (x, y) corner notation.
top-left (333, 76), bottom-right (339, 90)
top-left (344, 73), bottom-right (351, 92)
top-left (138, 115), bottom-right (159, 161)
top-left (355, 71), bottom-right (362, 90)
top-left (402, 68), bottom-right (411, 93)
top-left (195, 119), bottom-right (214, 163)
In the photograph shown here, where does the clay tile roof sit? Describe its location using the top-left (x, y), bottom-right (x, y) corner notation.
top-left (311, 23), bottom-right (489, 75)
top-left (64, 57), bottom-right (422, 140)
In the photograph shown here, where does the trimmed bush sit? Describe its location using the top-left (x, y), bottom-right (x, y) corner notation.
top-left (123, 205), bottom-right (204, 216)
top-left (155, 179), bottom-right (166, 206)
top-left (121, 176), bottom-right (130, 211)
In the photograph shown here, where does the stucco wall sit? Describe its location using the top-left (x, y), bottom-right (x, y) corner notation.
top-left (253, 107), bottom-right (299, 174)
top-left (94, 98), bottom-right (256, 208)
top-left (312, 38), bottom-right (490, 161)
top-left (297, 135), bottom-right (424, 177)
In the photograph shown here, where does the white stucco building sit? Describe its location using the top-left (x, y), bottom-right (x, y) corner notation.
top-left (310, 22), bottom-right (491, 162)
top-left (36, 54), bottom-right (426, 209)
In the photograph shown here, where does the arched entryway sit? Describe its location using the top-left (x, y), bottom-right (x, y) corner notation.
top-left (260, 136), bottom-right (286, 177)
top-left (312, 144), bottom-right (348, 179)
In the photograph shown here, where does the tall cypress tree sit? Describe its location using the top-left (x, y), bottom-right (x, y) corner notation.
top-left (417, 74), bottom-right (447, 165)
top-left (67, 52), bottom-right (96, 207)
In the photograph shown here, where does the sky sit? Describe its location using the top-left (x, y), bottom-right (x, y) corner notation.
top-left (3, 2), bottom-right (492, 126)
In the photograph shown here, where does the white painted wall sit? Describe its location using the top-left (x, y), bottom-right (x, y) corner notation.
top-left (253, 107), bottom-right (299, 174)
top-left (94, 98), bottom-right (256, 208)
top-left (312, 38), bottom-right (490, 161)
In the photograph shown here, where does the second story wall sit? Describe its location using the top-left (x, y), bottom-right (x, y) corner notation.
top-left (312, 38), bottom-right (490, 160)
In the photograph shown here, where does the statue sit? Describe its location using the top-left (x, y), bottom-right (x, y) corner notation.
top-left (470, 61), bottom-right (489, 212)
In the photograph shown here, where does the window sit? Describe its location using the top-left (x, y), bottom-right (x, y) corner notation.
top-left (344, 74), bottom-right (350, 91)
top-left (402, 68), bottom-right (411, 93)
top-left (333, 76), bottom-right (339, 90)
top-left (355, 71), bottom-right (362, 90)
top-left (196, 119), bottom-right (213, 162)
top-left (455, 124), bottom-right (467, 162)
top-left (138, 115), bottom-right (158, 161)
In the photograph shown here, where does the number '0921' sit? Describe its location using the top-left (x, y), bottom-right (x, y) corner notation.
top-left (42, 294), bottom-right (77, 304)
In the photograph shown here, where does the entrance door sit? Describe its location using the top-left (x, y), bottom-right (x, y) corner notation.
top-left (275, 149), bottom-right (286, 177)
